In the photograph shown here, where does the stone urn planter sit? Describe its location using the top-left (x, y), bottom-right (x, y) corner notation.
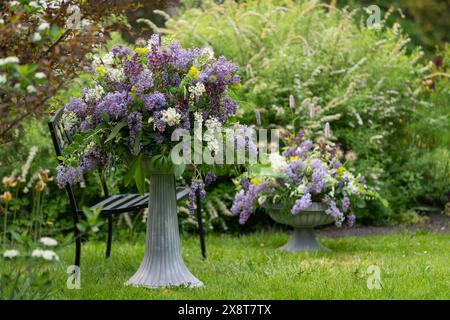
top-left (266, 202), bottom-right (334, 252)
top-left (126, 172), bottom-right (203, 288)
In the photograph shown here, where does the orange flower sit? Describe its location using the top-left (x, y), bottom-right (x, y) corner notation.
top-left (38, 169), bottom-right (53, 183)
top-left (2, 176), bottom-right (17, 188)
top-left (35, 180), bottom-right (46, 192)
top-left (1, 191), bottom-right (13, 204)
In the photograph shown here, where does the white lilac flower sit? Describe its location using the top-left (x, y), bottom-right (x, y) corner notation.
top-left (39, 237), bottom-right (58, 247)
top-left (202, 46), bottom-right (214, 59)
top-left (9, 1), bottom-right (20, 7)
top-left (0, 74), bottom-right (6, 85)
top-left (204, 117), bottom-right (222, 153)
top-left (101, 53), bottom-right (114, 66)
top-left (84, 85), bottom-right (104, 103)
top-left (27, 85), bottom-right (37, 93)
top-left (32, 32), bottom-right (42, 42)
top-left (269, 153), bottom-right (287, 174)
top-left (0, 56), bottom-right (20, 66)
top-left (0, 19), bottom-right (4, 25)
top-left (189, 82), bottom-right (206, 100)
top-left (3, 250), bottom-right (20, 258)
top-left (37, 22), bottom-right (50, 32)
top-left (19, 146), bottom-right (38, 181)
top-left (194, 111), bottom-right (203, 124)
top-left (161, 108), bottom-right (181, 126)
top-left (35, 72), bottom-right (46, 79)
top-left (108, 68), bottom-right (126, 83)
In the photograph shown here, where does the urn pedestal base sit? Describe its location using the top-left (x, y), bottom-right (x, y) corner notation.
top-left (280, 228), bottom-right (331, 252)
top-left (126, 173), bottom-right (203, 289)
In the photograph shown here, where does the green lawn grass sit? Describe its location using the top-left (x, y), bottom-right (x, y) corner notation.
top-left (51, 231), bottom-right (449, 299)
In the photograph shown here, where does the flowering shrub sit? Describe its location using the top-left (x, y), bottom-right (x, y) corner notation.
top-left (231, 128), bottom-right (387, 226)
top-left (165, 0), bottom-right (442, 221)
top-left (56, 34), bottom-right (243, 214)
top-left (0, 0), bottom-right (140, 140)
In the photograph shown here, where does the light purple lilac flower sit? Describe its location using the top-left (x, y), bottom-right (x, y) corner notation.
top-left (342, 196), bottom-right (350, 212)
top-left (56, 165), bottom-right (83, 188)
top-left (284, 160), bottom-right (302, 183)
top-left (291, 193), bottom-right (312, 215)
top-left (347, 214), bottom-right (356, 227)
top-left (131, 70), bottom-right (153, 95)
top-left (64, 97), bottom-right (87, 118)
top-left (231, 183), bottom-right (266, 225)
top-left (97, 92), bottom-right (130, 120)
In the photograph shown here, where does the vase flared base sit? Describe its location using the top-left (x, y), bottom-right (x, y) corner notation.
top-left (279, 228), bottom-right (331, 252)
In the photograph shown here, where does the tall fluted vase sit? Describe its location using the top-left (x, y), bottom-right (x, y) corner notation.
top-left (126, 173), bottom-right (203, 288)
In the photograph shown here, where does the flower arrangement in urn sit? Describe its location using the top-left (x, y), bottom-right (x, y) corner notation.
top-left (231, 128), bottom-right (387, 252)
top-left (54, 34), bottom-right (244, 288)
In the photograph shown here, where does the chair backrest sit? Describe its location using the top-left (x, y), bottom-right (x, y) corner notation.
top-left (48, 107), bottom-right (110, 208)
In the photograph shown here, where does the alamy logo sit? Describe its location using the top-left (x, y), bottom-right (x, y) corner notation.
top-left (66, 265), bottom-right (81, 290)
top-left (366, 265), bottom-right (383, 290)
top-left (366, 5), bottom-right (381, 30)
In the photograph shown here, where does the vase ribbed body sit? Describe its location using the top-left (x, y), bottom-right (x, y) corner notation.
top-left (126, 173), bottom-right (203, 288)
top-left (267, 202), bottom-right (334, 252)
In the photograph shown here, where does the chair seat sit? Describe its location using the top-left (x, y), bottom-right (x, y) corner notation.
top-left (87, 186), bottom-right (190, 214)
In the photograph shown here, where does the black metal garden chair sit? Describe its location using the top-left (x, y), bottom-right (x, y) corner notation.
top-left (48, 107), bottom-right (206, 267)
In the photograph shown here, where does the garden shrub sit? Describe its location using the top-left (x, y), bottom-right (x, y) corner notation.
top-left (164, 0), bottom-right (447, 223)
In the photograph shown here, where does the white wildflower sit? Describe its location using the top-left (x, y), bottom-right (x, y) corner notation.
top-left (19, 146), bottom-right (38, 181)
top-left (32, 249), bottom-right (59, 261)
top-left (37, 22), bottom-right (50, 32)
top-left (39, 237), bottom-right (58, 247)
top-left (35, 72), bottom-right (46, 79)
top-left (84, 85), bottom-right (104, 103)
top-left (0, 19), bottom-right (4, 25)
top-left (27, 85), bottom-right (37, 93)
top-left (0, 74), bottom-right (6, 85)
top-left (9, 1), bottom-right (20, 7)
top-left (31, 32), bottom-right (42, 42)
top-left (160, 108), bottom-right (181, 126)
top-left (3, 250), bottom-right (20, 258)
top-left (202, 46), bottom-right (214, 59)
top-left (0, 56), bottom-right (20, 66)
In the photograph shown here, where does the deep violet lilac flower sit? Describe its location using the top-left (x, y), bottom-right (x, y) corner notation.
top-left (80, 147), bottom-right (102, 173)
top-left (123, 55), bottom-right (142, 78)
top-left (96, 91), bottom-right (130, 120)
top-left (141, 92), bottom-right (166, 112)
top-left (112, 45), bottom-right (132, 59)
top-left (128, 111), bottom-right (142, 155)
top-left (188, 179), bottom-right (206, 217)
top-left (204, 172), bottom-right (217, 186)
top-left (240, 177), bottom-right (250, 192)
top-left (291, 193), bottom-right (312, 215)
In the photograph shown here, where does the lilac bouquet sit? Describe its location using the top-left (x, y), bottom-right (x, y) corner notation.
top-left (231, 130), bottom-right (386, 226)
top-left (56, 35), bottom-right (241, 205)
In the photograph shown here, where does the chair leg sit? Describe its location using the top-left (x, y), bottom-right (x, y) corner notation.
top-left (73, 214), bottom-right (81, 267)
top-left (196, 190), bottom-right (207, 259)
top-left (106, 214), bottom-right (113, 258)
